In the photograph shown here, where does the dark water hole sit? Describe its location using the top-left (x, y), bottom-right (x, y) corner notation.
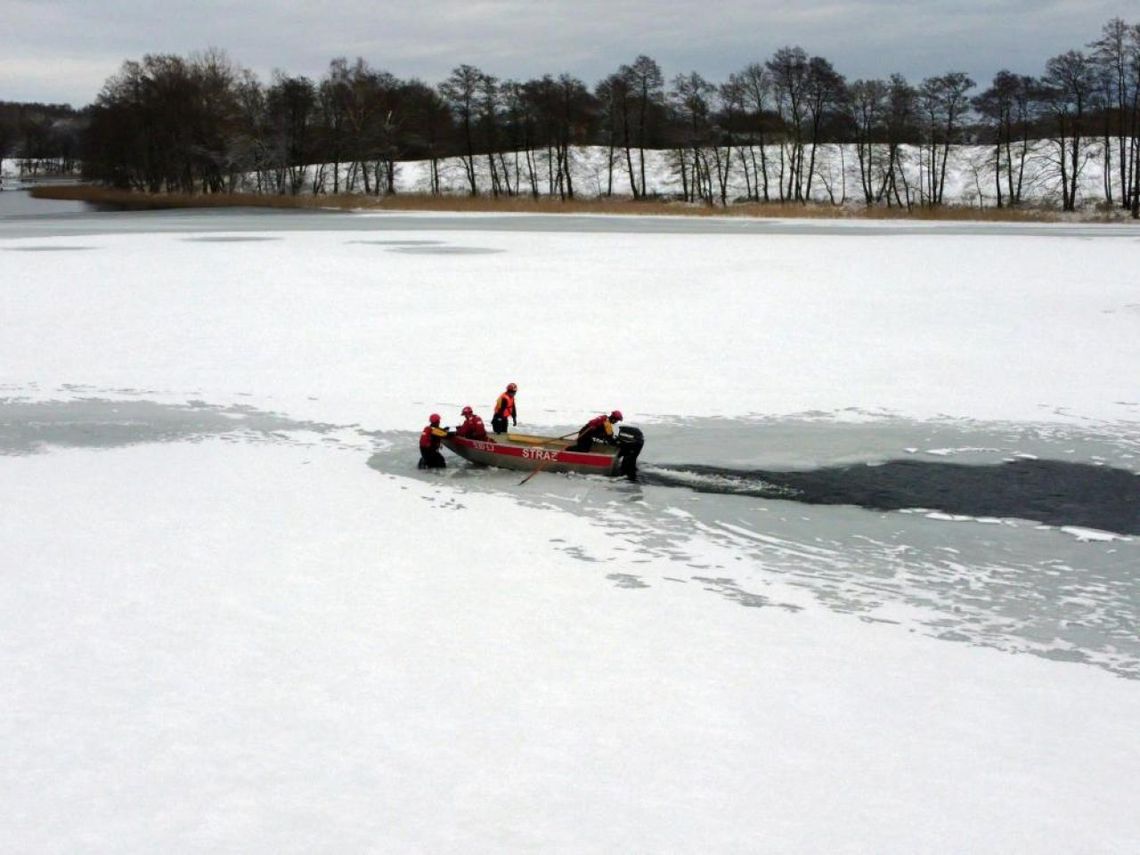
top-left (641, 458), bottom-right (1140, 535)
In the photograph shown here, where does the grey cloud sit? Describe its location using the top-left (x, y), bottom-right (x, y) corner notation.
top-left (4, 0), bottom-right (1133, 105)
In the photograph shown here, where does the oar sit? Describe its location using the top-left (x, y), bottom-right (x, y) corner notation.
top-left (518, 457), bottom-right (556, 485)
top-left (519, 434), bottom-right (584, 485)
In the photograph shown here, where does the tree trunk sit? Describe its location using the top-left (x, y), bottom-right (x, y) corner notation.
top-left (606, 141), bottom-right (615, 196)
top-left (994, 139), bottom-right (1003, 208)
top-left (524, 147), bottom-right (538, 199)
top-left (1102, 115), bottom-right (1113, 204)
top-left (738, 145), bottom-right (754, 201)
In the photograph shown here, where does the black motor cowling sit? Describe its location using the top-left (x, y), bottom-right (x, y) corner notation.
top-left (616, 425), bottom-right (644, 479)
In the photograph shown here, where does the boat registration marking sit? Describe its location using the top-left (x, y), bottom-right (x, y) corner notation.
top-left (521, 447), bottom-right (559, 461)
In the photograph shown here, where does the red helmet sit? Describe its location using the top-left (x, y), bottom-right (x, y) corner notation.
top-left (610, 410), bottom-right (623, 422)
top-left (429, 413), bottom-right (441, 425)
top-left (461, 406), bottom-right (474, 417)
top-left (506, 382), bottom-right (517, 393)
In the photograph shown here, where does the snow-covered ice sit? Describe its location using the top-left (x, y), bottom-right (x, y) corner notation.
top-left (2, 194), bottom-right (1139, 852)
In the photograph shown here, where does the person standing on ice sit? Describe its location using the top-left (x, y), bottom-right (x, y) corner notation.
top-left (491, 382), bottom-right (518, 434)
top-left (418, 413), bottom-right (448, 469)
top-left (455, 406), bottom-right (488, 440)
top-left (569, 410), bottom-right (622, 452)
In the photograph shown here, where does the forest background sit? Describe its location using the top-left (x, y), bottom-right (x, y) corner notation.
top-left (3, 16), bottom-right (1139, 216)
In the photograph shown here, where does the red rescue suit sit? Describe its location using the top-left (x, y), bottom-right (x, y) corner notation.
top-left (571, 414), bottom-right (615, 451)
top-left (420, 424), bottom-right (447, 449)
top-left (456, 413), bottom-right (488, 440)
top-left (419, 423), bottom-right (448, 469)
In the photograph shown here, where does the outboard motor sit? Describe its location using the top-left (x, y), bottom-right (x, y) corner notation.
top-left (615, 425), bottom-right (645, 479)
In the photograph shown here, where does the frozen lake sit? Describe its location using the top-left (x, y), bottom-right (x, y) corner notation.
top-left (2, 190), bottom-right (1139, 852)
top-left (6, 187), bottom-right (1140, 239)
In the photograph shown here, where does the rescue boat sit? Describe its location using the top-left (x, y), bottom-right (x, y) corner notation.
top-left (442, 426), bottom-right (644, 478)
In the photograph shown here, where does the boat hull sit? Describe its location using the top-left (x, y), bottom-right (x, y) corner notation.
top-left (442, 432), bottom-right (620, 476)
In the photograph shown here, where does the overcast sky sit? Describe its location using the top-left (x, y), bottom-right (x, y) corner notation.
top-left (2, 1), bottom-right (1134, 107)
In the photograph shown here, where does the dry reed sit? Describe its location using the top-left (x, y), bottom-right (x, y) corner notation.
top-left (29, 183), bottom-right (1083, 223)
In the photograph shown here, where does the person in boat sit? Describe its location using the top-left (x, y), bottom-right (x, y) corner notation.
top-left (455, 405), bottom-right (488, 440)
top-left (491, 382), bottom-right (518, 434)
top-left (569, 410), bottom-right (623, 452)
top-left (418, 413), bottom-right (448, 469)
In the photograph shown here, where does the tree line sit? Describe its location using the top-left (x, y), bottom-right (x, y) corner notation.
top-left (51, 17), bottom-right (1140, 215)
top-left (0, 101), bottom-right (83, 175)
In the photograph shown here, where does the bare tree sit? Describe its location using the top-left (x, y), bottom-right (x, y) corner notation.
top-left (766, 46), bottom-right (810, 201)
top-left (719, 75), bottom-right (752, 200)
top-left (737, 63), bottom-right (773, 201)
top-left (594, 75), bottom-right (622, 196)
top-left (317, 61), bottom-right (351, 193)
top-left (554, 74), bottom-right (595, 200)
top-left (229, 69), bottom-right (267, 192)
top-left (401, 79), bottom-right (449, 195)
top-left (497, 80), bottom-right (531, 197)
top-left (1089, 18), bottom-right (1133, 207)
top-left (973, 71), bottom-right (1035, 207)
top-left (267, 72), bottom-right (316, 195)
top-left (1040, 51), bottom-right (1098, 210)
top-left (476, 72), bottom-right (503, 197)
top-left (439, 65), bottom-right (484, 195)
top-left (917, 71), bottom-right (975, 205)
top-left (1131, 23), bottom-right (1140, 218)
top-left (669, 72), bottom-right (718, 203)
top-left (85, 52), bottom-right (252, 193)
top-left (883, 74), bottom-right (918, 209)
top-left (619, 55), bottom-right (665, 197)
top-left (803, 56), bottom-right (846, 200)
top-left (847, 78), bottom-right (888, 205)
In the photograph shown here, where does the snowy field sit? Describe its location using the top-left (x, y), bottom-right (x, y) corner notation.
top-left (2, 193), bottom-right (1139, 852)
top-left (235, 142), bottom-right (1131, 210)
